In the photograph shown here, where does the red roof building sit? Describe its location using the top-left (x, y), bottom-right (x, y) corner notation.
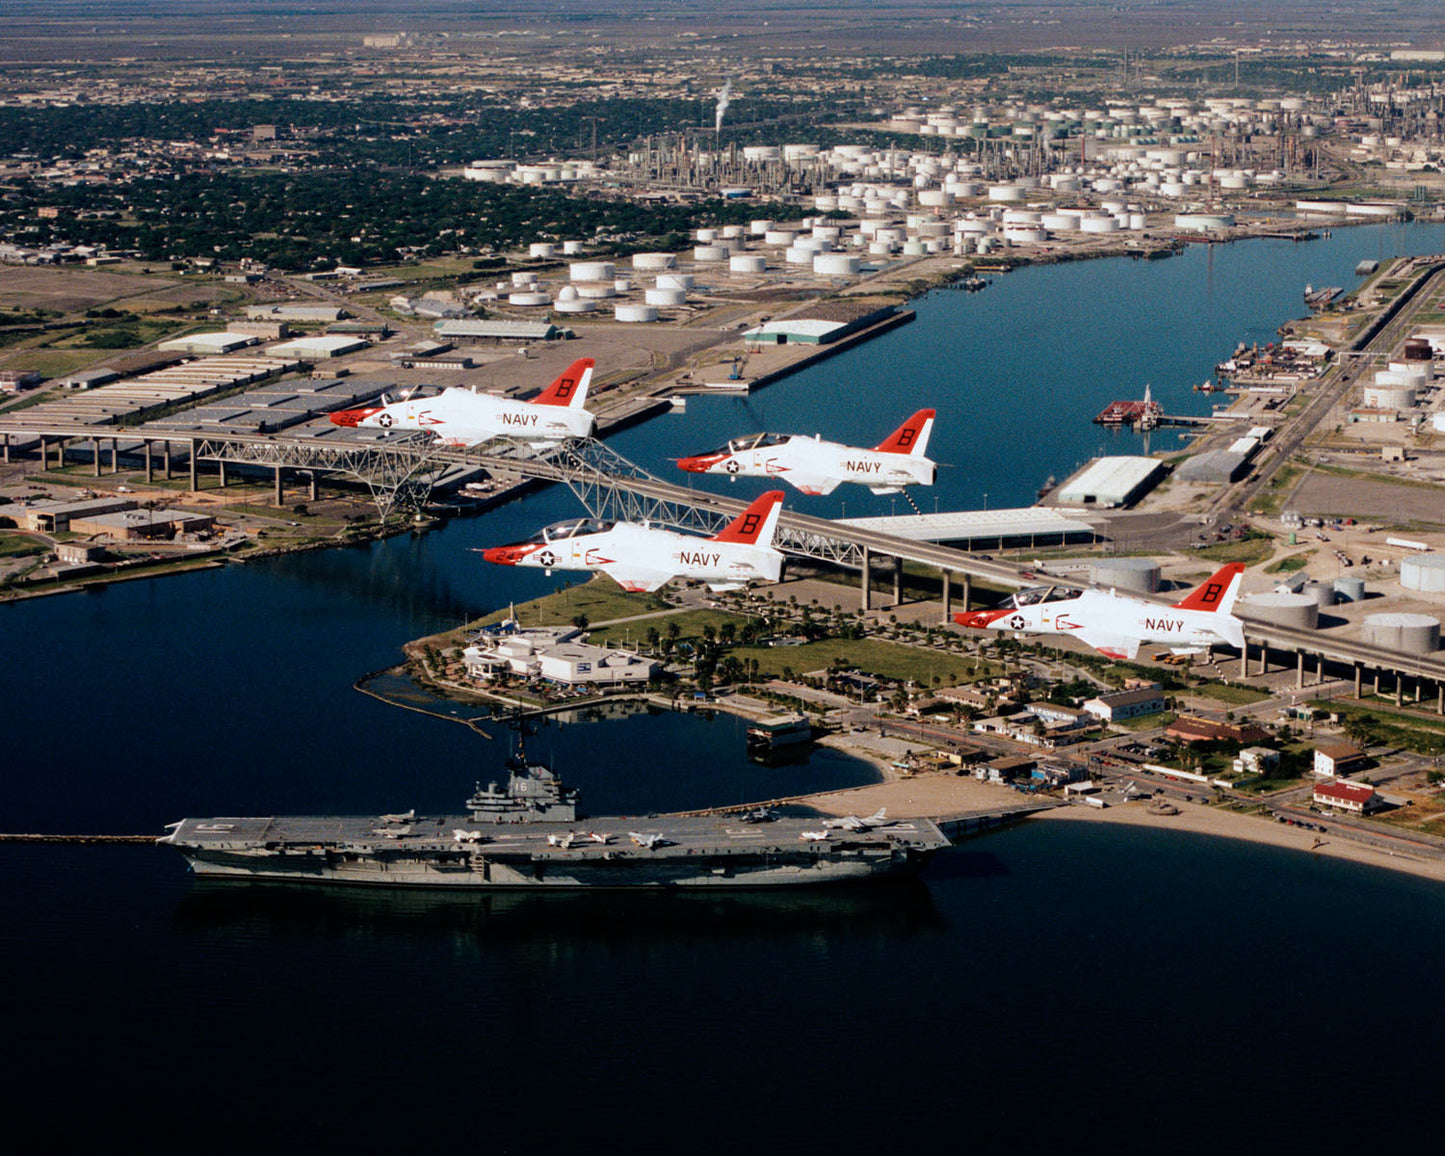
top-left (1312, 779), bottom-right (1380, 814)
top-left (1165, 716), bottom-right (1271, 745)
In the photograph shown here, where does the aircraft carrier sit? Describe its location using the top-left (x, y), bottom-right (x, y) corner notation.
top-left (160, 748), bottom-right (948, 890)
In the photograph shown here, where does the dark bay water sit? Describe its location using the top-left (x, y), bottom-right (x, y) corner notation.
top-left (4, 223), bottom-right (1445, 1150)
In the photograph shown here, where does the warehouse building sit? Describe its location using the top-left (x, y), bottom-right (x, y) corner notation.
top-left (268, 334), bottom-right (370, 360)
top-left (1055, 456), bottom-right (1166, 508)
top-left (68, 508), bottom-right (214, 540)
top-left (157, 332), bottom-right (259, 356)
top-left (433, 319), bottom-right (565, 343)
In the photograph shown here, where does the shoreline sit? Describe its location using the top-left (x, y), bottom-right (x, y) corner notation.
top-left (1037, 799), bottom-right (1445, 885)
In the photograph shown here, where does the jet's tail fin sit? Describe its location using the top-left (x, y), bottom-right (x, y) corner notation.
top-left (875, 409), bottom-right (935, 456)
top-left (534, 358), bottom-right (594, 409)
top-left (1172, 562), bottom-right (1245, 615)
top-left (712, 490), bottom-right (785, 546)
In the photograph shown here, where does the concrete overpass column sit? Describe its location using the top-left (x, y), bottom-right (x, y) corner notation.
top-left (962, 573), bottom-right (971, 613)
top-left (308, 471), bottom-right (318, 502)
top-left (189, 439), bottom-right (198, 492)
top-left (1439, 684), bottom-right (1444, 716)
top-left (109, 438), bottom-right (118, 473)
top-left (1395, 677), bottom-right (1403, 707)
top-left (1256, 644), bottom-right (1267, 677)
top-left (1239, 642), bottom-right (1249, 678)
top-left (91, 437), bottom-right (101, 478)
top-left (1414, 679), bottom-right (1421, 704)
top-left (860, 546), bottom-right (871, 613)
top-left (1296, 651), bottom-right (1305, 691)
top-left (144, 440), bottom-right (153, 484)
top-left (2, 433), bottom-right (8, 464)
top-left (1353, 662), bottom-right (1362, 698)
top-left (56, 438), bottom-right (64, 469)
top-left (274, 465), bottom-right (284, 506)
top-left (1373, 670), bottom-right (1381, 695)
top-left (163, 440), bottom-right (172, 480)
top-left (941, 569), bottom-right (951, 623)
top-left (38, 437), bottom-right (46, 471)
top-left (218, 460), bottom-right (227, 488)
top-left (893, 556), bottom-right (903, 607)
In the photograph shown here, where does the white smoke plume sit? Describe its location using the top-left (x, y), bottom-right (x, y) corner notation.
top-left (715, 78), bottom-right (733, 134)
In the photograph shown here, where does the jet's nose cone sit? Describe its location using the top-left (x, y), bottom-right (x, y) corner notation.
top-left (954, 611), bottom-right (990, 629)
top-left (328, 407), bottom-right (380, 428)
top-left (481, 545), bottom-right (522, 565)
top-left (675, 453), bottom-right (721, 474)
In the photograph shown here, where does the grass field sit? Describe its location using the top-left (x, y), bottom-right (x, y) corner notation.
top-left (588, 609), bottom-right (755, 649)
top-left (1265, 550), bottom-right (1314, 574)
top-left (1191, 682), bottom-right (1272, 706)
top-left (728, 637), bottom-right (986, 684)
top-left (0, 533), bottom-right (48, 558)
top-left (477, 579), bottom-right (669, 628)
top-left (1191, 536), bottom-right (1275, 565)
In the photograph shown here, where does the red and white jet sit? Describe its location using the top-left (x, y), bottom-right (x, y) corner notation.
top-left (481, 490), bottom-right (787, 593)
top-left (953, 563), bottom-right (1246, 660)
top-left (674, 409), bottom-right (936, 496)
top-left (328, 357), bottom-right (596, 446)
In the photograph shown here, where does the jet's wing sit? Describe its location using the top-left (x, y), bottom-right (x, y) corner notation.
top-left (786, 473), bottom-right (841, 496)
top-left (1075, 628), bottom-right (1142, 661)
top-left (596, 563), bottom-right (674, 593)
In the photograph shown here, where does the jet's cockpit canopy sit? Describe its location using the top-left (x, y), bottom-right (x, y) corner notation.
top-left (535, 518), bottom-right (614, 542)
top-left (724, 432), bottom-right (788, 454)
top-left (1002, 585), bottom-right (1083, 609)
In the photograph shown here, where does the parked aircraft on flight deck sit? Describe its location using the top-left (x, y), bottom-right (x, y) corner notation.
top-left (329, 357), bottom-right (596, 445)
top-left (480, 490), bottom-right (786, 594)
top-left (953, 562), bottom-right (1246, 661)
top-left (674, 409), bottom-right (936, 496)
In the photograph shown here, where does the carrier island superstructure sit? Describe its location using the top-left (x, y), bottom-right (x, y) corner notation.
top-left (160, 751), bottom-right (947, 890)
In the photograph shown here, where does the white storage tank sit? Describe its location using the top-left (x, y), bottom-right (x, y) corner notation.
top-left (562, 240), bottom-right (586, 255)
top-left (1240, 592), bottom-right (1318, 630)
top-left (645, 287), bottom-right (687, 307)
top-left (1089, 557), bottom-right (1160, 594)
top-left (508, 291), bottom-right (551, 307)
top-left (1362, 613), bottom-right (1440, 654)
top-left (730, 254), bottom-right (766, 274)
top-left (575, 284), bottom-right (616, 299)
top-left (784, 246), bottom-right (815, 266)
top-left (528, 242), bottom-right (557, 259)
top-left (814, 195), bottom-right (840, 212)
top-left (693, 245), bottom-right (729, 262)
top-left (1401, 553), bottom-right (1445, 594)
top-left (813, 253), bottom-right (861, 276)
top-left (512, 271), bottom-right (539, 287)
top-left (1004, 226), bottom-right (1046, 244)
top-left (749, 219), bottom-right (774, 235)
top-left (1041, 213), bottom-right (1080, 232)
top-left (554, 287), bottom-right (597, 314)
top-left (614, 304), bottom-right (659, 323)
top-left (721, 225), bottom-right (746, 240)
top-left (764, 230), bottom-right (797, 246)
top-left (987, 184), bottom-right (1028, 202)
top-left (695, 228), bottom-right (719, 243)
top-left (1362, 384), bottom-right (1415, 409)
top-left (655, 274), bottom-right (694, 290)
top-left (869, 240), bottom-right (895, 256)
top-left (1303, 580), bottom-right (1335, 608)
top-left (1333, 576), bottom-right (1366, 603)
top-left (1080, 215), bottom-right (1119, 234)
top-left (918, 190), bottom-right (955, 208)
top-left (902, 240), bottom-right (927, 256)
top-left (632, 252), bottom-right (676, 271)
top-left (570, 260), bottom-right (616, 282)
top-left (613, 278), bottom-right (631, 294)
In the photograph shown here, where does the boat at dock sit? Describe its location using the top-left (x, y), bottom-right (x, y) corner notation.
top-left (160, 744), bottom-right (947, 890)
